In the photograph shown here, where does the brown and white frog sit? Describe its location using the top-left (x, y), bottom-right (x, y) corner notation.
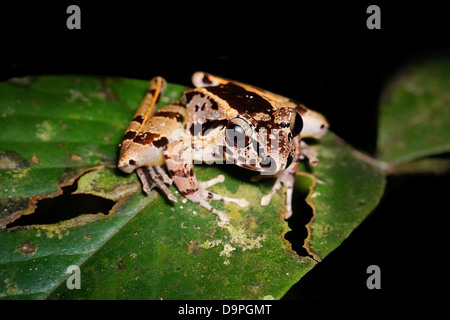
top-left (118, 72), bottom-right (328, 221)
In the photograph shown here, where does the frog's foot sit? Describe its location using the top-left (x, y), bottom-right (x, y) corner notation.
top-left (260, 168), bottom-right (296, 219)
top-left (136, 165), bottom-right (177, 202)
top-left (200, 175), bottom-right (249, 208)
top-left (300, 140), bottom-right (319, 166)
top-left (163, 140), bottom-right (248, 222)
top-left (188, 174), bottom-right (249, 221)
top-left (259, 141), bottom-right (319, 219)
top-left (257, 142), bottom-right (302, 220)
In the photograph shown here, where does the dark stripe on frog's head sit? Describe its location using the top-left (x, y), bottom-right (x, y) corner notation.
top-left (133, 132), bottom-right (160, 145)
top-left (295, 104), bottom-right (308, 115)
top-left (154, 111), bottom-right (185, 123)
top-left (189, 119), bottom-right (228, 136)
top-left (153, 136), bottom-right (169, 148)
top-left (133, 132), bottom-right (168, 149)
top-left (184, 91), bottom-right (219, 112)
top-left (205, 83), bottom-right (275, 116)
top-left (184, 91), bottom-right (205, 102)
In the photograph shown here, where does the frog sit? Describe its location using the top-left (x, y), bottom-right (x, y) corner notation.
top-left (118, 72), bottom-right (329, 221)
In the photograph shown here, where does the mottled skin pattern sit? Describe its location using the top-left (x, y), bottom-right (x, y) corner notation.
top-left (118, 72), bottom-right (329, 221)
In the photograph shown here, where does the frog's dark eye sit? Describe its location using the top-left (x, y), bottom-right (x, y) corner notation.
top-left (226, 117), bottom-right (252, 147)
top-left (290, 110), bottom-right (303, 137)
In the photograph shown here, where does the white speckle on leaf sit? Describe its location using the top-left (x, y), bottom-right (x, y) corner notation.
top-left (36, 121), bottom-right (53, 141)
top-left (220, 244), bottom-right (236, 257)
top-left (67, 89), bottom-right (90, 104)
top-left (199, 221), bottom-right (266, 262)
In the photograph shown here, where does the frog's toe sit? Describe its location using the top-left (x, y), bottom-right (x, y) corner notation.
top-left (181, 184), bottom-right (249, 221)
top-left (260, 179), bottom-right (283, 206)
top-left (137, 166), bottom-right (177, 202)
top-left (199, 175), bottom-right (249, 207)
top-left (192, 195), bottom-right (230, 221)
top-left (261, 194), bottom-right (273, 206)
top-left (261, 184), bottom-right (294, 219)
top-left (300, 140), bottom-right (319, 166)
top-left (203, 190), bottom-right (249, 207)
top-left (199, 174), bottom-right (225, 189)
top-left (213, 209), bottom-right (230, 222)
top-left (259, 169), bottom-right (296, 219)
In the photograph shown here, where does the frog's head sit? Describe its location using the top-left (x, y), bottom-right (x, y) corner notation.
top-left (295, 105), bottom-right (329, 139)
top-left (223, 107), bottom-right (303, 175)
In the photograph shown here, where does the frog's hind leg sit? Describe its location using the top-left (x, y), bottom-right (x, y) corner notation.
top-left (120, 76), bottom-right (166, 152)
top-left (136, 165), bottom-right (177, 202)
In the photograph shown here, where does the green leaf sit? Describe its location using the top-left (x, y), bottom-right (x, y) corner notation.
top-left (377, 55), bottom-right (450, 164)
top-left (0, 75), bottom-right (385, 299)
top-left (303, 134), bottom-right (386, 261)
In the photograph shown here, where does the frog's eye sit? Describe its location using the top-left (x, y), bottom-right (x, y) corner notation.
top-left (290, 110), bottom-right (303, 137)
top-left (226, 117), bottom-right (252, 147)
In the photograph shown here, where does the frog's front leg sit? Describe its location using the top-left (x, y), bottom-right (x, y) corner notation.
top-left (258, 136), bottom-right (313, 219)
top-left (299, 140), bottom-right (319, 166)
top-left (259, 153), bottom-right (301, 219)
top-left (163, 140), bottom-right (248, 221)
top-left (136, 165), bottom-right (177, 202)
top-left (259, 138), bottom-right (320, 219)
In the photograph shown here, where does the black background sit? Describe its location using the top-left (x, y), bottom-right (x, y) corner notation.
top-left (1, 1), bottom-right (449, 302)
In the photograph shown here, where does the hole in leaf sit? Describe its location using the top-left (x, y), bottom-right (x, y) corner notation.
top-left (284, 174), bottom-right (314, 257)
top-left (6, 175), bottom-right (115, 228)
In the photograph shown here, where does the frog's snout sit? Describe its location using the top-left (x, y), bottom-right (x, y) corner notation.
top-left (118, 157), bottom-right (136, 173)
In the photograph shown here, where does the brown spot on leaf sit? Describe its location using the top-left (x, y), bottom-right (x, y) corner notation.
top-left (187, 240), bottom-right (200, 254)
top-left (17, 241), bottom-right (36, 255)
top-left (117, 257), bottom-right (126, 270)
top-left (31, 154), bottom-right (40, 164)
top-left (71, 154), bottom-right (83, 162)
